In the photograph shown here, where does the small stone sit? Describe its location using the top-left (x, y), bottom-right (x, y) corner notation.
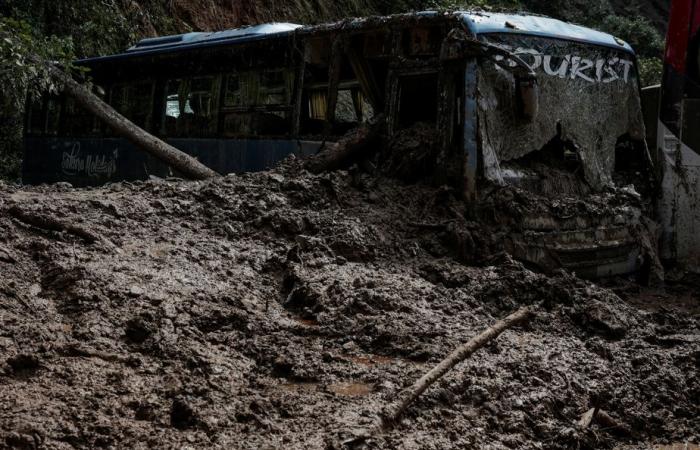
top-left (128, 286), bottom-right (145, 297)
top-left (341, 341), bottom-right (358, 352)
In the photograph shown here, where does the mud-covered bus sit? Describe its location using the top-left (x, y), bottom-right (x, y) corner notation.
top-left (24, 12), bottom-right (651, 277)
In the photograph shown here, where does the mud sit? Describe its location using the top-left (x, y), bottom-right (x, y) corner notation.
top-left (0, 160), bottom-right (698, 449)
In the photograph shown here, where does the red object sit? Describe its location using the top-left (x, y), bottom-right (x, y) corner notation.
top-left (665, 0), bottom-right (694, 73)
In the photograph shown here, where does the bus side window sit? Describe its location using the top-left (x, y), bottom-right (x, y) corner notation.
top-left (259, 70), bottom-right (292, 105)
top-left (221, 69), bottom-right (293, 138)
top-left (26, 98), bottom-right (46, 135)
top-left (111, 82), bottom-right (155, 131)
top-left (164, 77), bottom-right (219, 137)
top-left (46, 97), bottom-right (61, 136)
top-left (63, 97), bottom-right (99, 137)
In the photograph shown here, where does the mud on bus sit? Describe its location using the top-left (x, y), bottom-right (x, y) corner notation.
top-left (23, 12), bottom-right (653, 278)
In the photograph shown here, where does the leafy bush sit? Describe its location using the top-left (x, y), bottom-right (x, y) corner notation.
top-left (597, 15), bottom-right (665, 87)
top-left (0, 18), bottom-right (75, 109)
top-left (638, 56), bottom-right (663, 86)
top-left (424, 0), bottom-right (522, 10)
top-left (599, 15), bottom-right (664, 58)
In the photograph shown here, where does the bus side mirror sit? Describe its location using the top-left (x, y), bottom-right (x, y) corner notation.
top-left (517, 75), bottom-right (538, 122)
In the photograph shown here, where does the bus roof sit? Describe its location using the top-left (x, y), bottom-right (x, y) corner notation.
top-left (78, 11), bottom-right (633, 64)
top-left (460, 12), bottom-right (634, 53)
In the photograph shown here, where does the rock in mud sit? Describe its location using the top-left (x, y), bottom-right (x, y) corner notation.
top-left (575, 300), bottom-right (630, 338)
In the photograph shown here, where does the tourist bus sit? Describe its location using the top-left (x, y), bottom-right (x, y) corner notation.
top-left (23, 11), bottom-right (650, 277)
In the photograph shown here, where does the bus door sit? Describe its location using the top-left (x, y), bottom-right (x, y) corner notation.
top-left (384, 63), bottom-right (470, 194)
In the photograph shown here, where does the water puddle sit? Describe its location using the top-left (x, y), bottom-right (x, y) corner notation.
top-left (328, 382), bottom-right (374, 397)
top-left (290, 316), bottom-right (320, 327)
top-left (278, 381), bottom-right (373, 397)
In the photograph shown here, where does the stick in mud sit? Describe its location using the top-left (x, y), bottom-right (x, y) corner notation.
top-left (376, 306), bottom-right (534, 432)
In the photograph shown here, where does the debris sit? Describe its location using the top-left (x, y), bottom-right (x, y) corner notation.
top-left (8, 206), bottom-right (101, 244)
top-left (304, 115), bottom-right (385, 174)
top-left (58, 344), bottom-right (140, 366)
top-left (578, 407), bottom-right (598, 428)
top-left (578, 406), bottom-right (632, 437)
top-left (0, 244), bottom-right (15, 263)
top-left (377, 306), bottom-right (534, 431)
top-left (595, 409), bottom-right (633, 436)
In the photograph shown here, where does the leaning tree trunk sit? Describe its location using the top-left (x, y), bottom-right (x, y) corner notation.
top-left (48, 64), bottom-right (218, 180)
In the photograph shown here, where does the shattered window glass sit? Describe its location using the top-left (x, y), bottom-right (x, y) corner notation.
top-left (335, 89), bottom-right (359, 123)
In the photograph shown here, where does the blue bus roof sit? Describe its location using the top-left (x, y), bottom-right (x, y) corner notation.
top-left (78, 11), bottom-right (633, 64)
top-left (460, 12), bottom-right (634, 53)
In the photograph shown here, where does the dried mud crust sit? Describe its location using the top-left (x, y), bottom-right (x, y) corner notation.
top-left (0, 161), bottom-right (697, 449)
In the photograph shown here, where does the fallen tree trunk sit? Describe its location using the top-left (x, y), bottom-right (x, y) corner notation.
top-left (46, 63), bottom-right (218, 180)
top-left (379, 306), bottom-right (534, 430)
top-left (304, 115), bottom-right (385, 174)
top-left (579, 407), bottom-right (633, 436)
top-left (9, 206), bottom-right (101, 243)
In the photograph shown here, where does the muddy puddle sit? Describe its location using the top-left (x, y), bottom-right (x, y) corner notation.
top-left (280, 381), bottom-right (374, 397)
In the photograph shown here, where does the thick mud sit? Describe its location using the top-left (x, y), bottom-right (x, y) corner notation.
top-left (0, 160), bottom-right (698, 449)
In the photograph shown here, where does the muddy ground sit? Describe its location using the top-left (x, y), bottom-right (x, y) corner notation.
top-left (0, 159), bottom-right (698, 449)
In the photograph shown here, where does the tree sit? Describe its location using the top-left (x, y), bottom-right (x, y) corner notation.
top-left (0, 17), bottom-right (218, 181)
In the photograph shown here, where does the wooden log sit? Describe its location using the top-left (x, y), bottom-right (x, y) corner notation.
top-left (9, 206), bottom-right (100, 244)
top-left (595, 409), bottom-right (632, 436)
top-left (45, 63), bottom-right (218, 180)
top-left (578, 407), bottom-right (598, 428)
top-left (0, 244), bottom-right (16, 263)
top-left (304, 115), bottom-right (385, 174)
top-left (379, 306), bottom-right (534, 430)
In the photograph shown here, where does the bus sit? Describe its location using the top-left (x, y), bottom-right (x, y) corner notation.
top-left (24, 11), bottom-right (651, 277)
top-left (652, 0), bottom-right (700, 270)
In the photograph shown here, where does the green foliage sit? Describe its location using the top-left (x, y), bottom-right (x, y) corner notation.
top-left (638, 56), bottom-right (663, 86)
top-left (599, 15), bottom-right (664, 58)
top-left (597, 15), bottom-right (665, 87)
top-left (0, 17), bottom-right (78, 182)
top-left (0, 17), bottom-right (75, 109)
top-left (0, 116), bottom-right (22, 182)
top-left (425, 0), bottom-right (522, 11)
top-left (1, 0), bottom-right (136, 58)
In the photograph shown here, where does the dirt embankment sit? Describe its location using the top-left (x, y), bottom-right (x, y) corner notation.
top-left (0, 159), bottom-right (697, 449)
